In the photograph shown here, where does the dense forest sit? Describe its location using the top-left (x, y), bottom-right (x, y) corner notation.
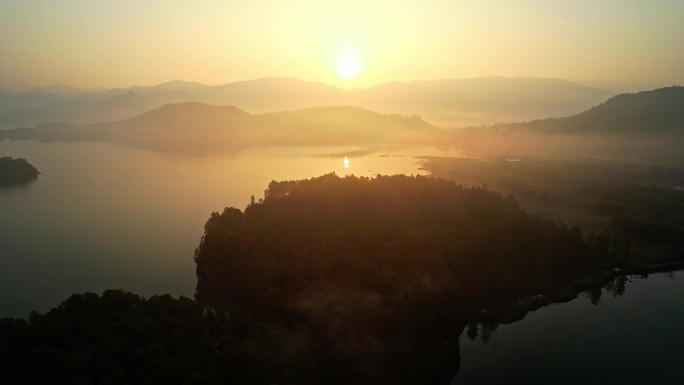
top-left (583, 184), bottom-right (684, 260)
top-left (0, 157), bottom-right (39, 186)
top-left (0, 174), bottom-right (637, 384)
top-left (196, 174), bottom-right (621, 309)
top-left (192, 174), bottom-right (626, 383)
top-left (1, 291), bottom-right (223, 385)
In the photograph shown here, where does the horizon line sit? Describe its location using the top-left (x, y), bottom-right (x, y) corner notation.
top-left (3, 75), bottom-right (617, 94)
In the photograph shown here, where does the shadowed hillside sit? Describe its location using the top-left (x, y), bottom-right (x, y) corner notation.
top-left (524, 86), bottom-right (684, 133)
top-left (447, 86), bottom-right (684, 163)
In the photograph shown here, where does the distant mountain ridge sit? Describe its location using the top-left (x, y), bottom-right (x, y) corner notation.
top-left (354, 76), bottom-right (613, 125)
top-left (0, 102), bottom-right (438, 151)
top-left (524, 86), bottom-right (684, 133)
top-left (0, 91), bottom-right (158, 127)
top-left (0, 76), bottom-right (613, 128)
top-left (111, 102), bottom-right (252, 133)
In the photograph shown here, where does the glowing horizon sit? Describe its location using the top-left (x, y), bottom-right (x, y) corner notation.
top-left (1, 1), bottom-right (683, 92)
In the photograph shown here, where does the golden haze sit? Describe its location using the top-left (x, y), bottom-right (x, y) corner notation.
top-left (1, 1), bottom-right (683, 91)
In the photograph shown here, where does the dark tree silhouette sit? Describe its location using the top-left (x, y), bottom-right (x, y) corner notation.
top-left (192, 173), bottom-right (617, 384)
top-left (0, 157), bottom-right (39, 186)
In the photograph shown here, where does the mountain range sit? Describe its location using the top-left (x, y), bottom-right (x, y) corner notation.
top-left (522, 86), bottom-right (684, 134)
top-left (2, 83), bottom-right (682, 157)
top-left (448, 86), bottom-right (684, 162)
top-left (0, 76), bottom-right (613, 129)
top-left (0, 103), bottom-right (437, 151)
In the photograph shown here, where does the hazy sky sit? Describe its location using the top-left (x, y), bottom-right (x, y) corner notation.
top-left (1, 0), bottom-right (683, 91)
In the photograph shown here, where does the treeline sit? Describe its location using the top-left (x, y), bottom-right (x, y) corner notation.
top-left (193, 173), bottom-right (623, 383)
top-left (0, 290), bottom-right (319, 385)
top-left (0, 157), bottom-right (39, 185)
top-left (1, 291), bottom-right (222, 385)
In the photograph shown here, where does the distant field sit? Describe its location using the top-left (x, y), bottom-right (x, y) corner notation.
top-left (422, 155), bottom-right (684, 261)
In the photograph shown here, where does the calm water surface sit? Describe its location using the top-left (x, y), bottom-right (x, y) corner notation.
top-left (0, 141), bottom-right (431, 317)
top-left (454, 271), bottom-right (684, 384)
top-left (2, 141), bottom-right (683, 384)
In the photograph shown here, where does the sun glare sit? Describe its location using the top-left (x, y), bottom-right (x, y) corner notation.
top-left (343, 156), bottom-right (350, 168)
top-left (336, 53), bottom-right (361, 79)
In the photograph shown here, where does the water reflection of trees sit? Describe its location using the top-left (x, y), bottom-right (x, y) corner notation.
top-left (465, 322), bottom-right (502, 345)
top-left (606, 275), bottom-right (644, 298)
top-left (588, 288), bottom-right (603, 305)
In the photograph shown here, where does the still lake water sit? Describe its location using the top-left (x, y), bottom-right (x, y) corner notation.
top-left (1, 141), bottom-right (683, 383)
top-left (454, 271), bottom-right (684, 384)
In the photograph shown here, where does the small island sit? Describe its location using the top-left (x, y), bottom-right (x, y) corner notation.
top-left (0, 157), bottom-right (40, 186)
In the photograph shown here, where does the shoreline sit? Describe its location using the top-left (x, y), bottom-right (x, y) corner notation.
top-left (470, 260), bottom-right (684, 325)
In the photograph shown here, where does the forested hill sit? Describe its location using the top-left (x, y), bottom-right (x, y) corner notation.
top-left (196, 174), bottom-right (619, 310)
top-left (525, 86), bottom-right (684, 133)
top-left (192, 173), bottom-right (623, 383)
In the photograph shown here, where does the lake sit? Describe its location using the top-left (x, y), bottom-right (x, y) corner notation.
top-left (0, 140), bottom-right (432, 317)
top-left (454, 271), bottom-right (684, 384)
top-left (2, 140), bottom-right (683, 384)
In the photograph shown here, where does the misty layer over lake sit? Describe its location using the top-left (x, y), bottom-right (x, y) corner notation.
top-left (0, 141), bottom-right (432, 317)
top-left (454, 271), bottom-right (684, 384)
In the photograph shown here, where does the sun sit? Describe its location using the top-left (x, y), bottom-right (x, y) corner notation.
top-left (336, 52), bottom-right (361, 79)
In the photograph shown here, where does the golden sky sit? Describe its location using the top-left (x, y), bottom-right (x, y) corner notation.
top-left (1, 0), bottom-right (682, 91)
